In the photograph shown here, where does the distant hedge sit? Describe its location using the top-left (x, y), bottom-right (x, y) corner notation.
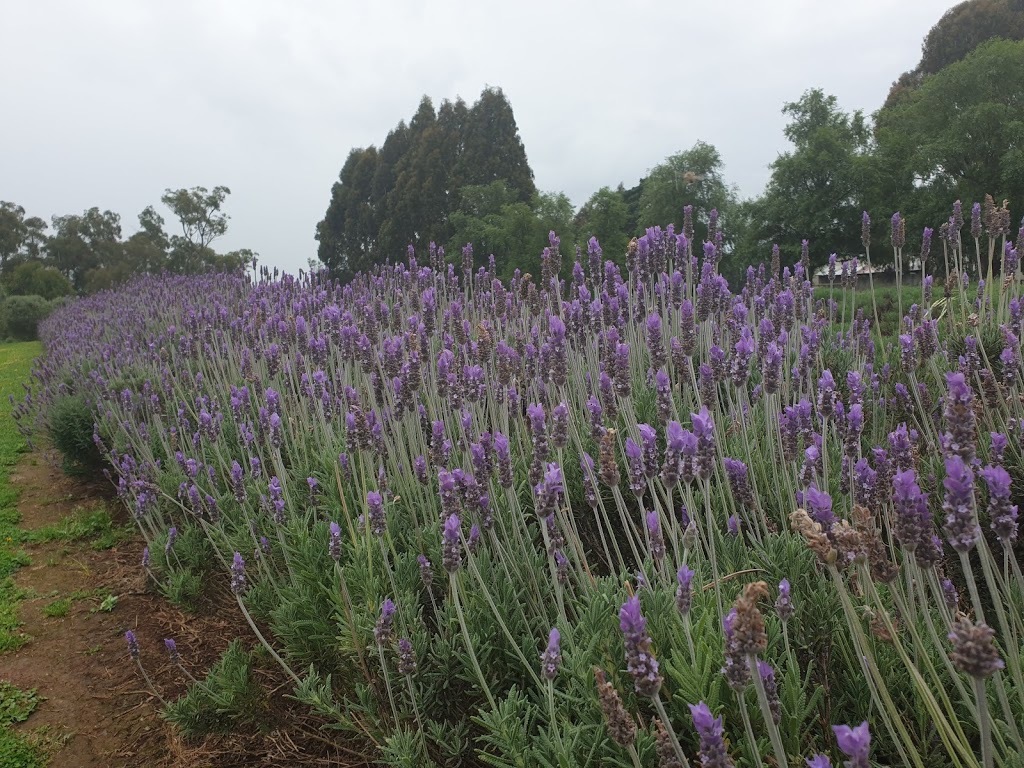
top-left (0, 295), bottom-right (61, 342)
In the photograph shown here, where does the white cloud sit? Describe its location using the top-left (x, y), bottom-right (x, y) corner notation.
top-left (0, 0), bottom-right (952, 273)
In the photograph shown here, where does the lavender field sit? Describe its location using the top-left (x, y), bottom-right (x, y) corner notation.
top-left (14, 205), bottom-right (1024, 767)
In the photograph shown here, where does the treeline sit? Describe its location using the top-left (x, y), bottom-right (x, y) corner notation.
top-left (316, 0), bottom-right (1024, 281)
top-left (0, 186), bottom-right (252, 300)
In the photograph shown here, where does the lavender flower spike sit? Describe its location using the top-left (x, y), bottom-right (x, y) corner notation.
top-left (832, 721), bottom-right (870, 768)
top-left (619, 595), bottom-right (662, 696)
top-left (125, 630), bottom-right (140, 660)
top-left (374, 598), bottom-right (396, 645)
top-left (442, 513), bottom-right (462, 573)
top-left (540, 627), bottom-right (562, 680)
top-left (806, 757), bottom-right (832, 768)
top-left (942, 455), bottom-right (980, 552)
top-left (676, 564), bottom-right (695, 615)
top-left (689, 701), bottom-right (735, 768)
top-left (775, 578), bottom-right (794, 622)
top-left (948, 618), bottom-right (1004, 678)
top-left (230, 551), bottom-right (247, 594)
top-left (979, 464), bottom-right (1019, 544)
top-left (164, 638), bottom-right (180, 664)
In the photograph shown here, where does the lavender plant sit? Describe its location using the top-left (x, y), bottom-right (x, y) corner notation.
top-left (17, 200), bottom-right (1024, 766)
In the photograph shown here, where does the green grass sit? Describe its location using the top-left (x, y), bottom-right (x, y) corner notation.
top-left (41, 598), bottom-right (70, 619)
top-left (0, 342), bottom-right (48, 767)
top-left (0, 341), bottom-right (41, 651)
top-left (27, 506), bottom-right (130, 550)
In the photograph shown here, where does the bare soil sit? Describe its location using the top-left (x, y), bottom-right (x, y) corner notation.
top-left (2, 451), bottom-right (367, 767)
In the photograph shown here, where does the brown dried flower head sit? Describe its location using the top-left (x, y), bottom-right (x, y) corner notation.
top-left (790, 508), bottom-right (837, 565)
top-left (594, 667), bottom-right (637, 747)
top-left (731, 581), bottom-right (770, 655)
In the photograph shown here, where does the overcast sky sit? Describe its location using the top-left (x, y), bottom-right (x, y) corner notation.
top-left (2, 0), bottom-right (954, 274)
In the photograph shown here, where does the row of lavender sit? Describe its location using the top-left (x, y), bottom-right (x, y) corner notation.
top-left (15, 204), bottom-right (1024, 767)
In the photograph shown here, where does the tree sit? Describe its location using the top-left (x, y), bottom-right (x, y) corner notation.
top-left (575, 186), bottom-right (631, 263)
top-left (46, 208), bottom-right (124, 290)
top-left (161, 186), bottom-right (232, 274)
top-left (0, 260), bottom-right (73, 300)
top-left (316, 88), bottom-right (537, 280)
top-left (316, 147), bottom-right (381, 279)
top-left (0, 202), bottom-right (47, 274)
top-left (636, 141), bottom-right (738, 246)
top-left (446, 183), bottom-right (576, 279)
top-left (884, 0), bottom-right (1024, 108)
top-left (451, 87), bottom-right (536, 203)
top-left (874, 38), bottom-right (1024, 236)
top-left (742, 90), bottom-right (873, 269)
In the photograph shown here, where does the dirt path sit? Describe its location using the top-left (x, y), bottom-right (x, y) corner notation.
top-left (3, 452), bottom-right (173, 766)
top-left (1, 450), bottom-right (367, 768)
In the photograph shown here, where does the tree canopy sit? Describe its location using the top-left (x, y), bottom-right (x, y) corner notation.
top-left (742, 90), bottom-right (874, 269)
top-left (0, 187), bottom-right (251, 295)
top-left (874, 38), bottom-right (1024, 235)
top-left (316, 88), bottom-right (536, 280)
top-left (884, 0), bottom-right (1024, 108)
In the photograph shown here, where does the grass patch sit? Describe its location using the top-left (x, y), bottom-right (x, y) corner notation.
top-left (0, 683), bottom-right (39, 725)
top-left (26, 506), bottom-right (130, 551)
top-left (0, 729), bottom-right (48, 768)
top-left (41, 598), bottom-right (70, 619)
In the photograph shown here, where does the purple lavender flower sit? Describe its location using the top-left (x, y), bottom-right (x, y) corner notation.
top-left (676, 564), bottom-right (694, 615)
top-left (551, 403), bottom-right (569, 449)
top-left (618, 595), bottom-right (662, 696)
top-left (689, 701), bottom-right (735, 768)
top-left (442, 513), bottom-right (462, 573)
top-left (142, 546), bottom-right (150, 569)
top-left (892, 469), bottom-right (933, 556)
top-left (230, 551), bottom-right (246, 595)
top-left (366, 491), bottom-right (385, 536)
top-left (723, 458), bottom-right (754, 510)
top-left (817, 369), bottom-right (837, 420)
top-left (806, 757), bottom-right (832, 768)
top-left (941, 578), bottom-right (959, 610)
top-left (164, 638), bottom-right (179, 664)
top-left (637, 424), bottom-right (659, 480)
top-left (990, 433), bottom-right (1008, 463)
top-left (979, 464), bottom-right (1018, 544)
top-left (328, 521), bottom-right (342, 561)
top-left (943, 372), bottom-right (976, 462)
top-left (691, 406), bottom-right (716, 480)
top-left (757, 659), bottom-right (782, 724)
top-left (942, 455), bottom-right (979, 552)
top-left (126, 630), bottom-right (139, 660)
top-left (776, 578), bottom-right (794, 622)
top-left (417, 554), bottom-right (433, 588)
top-left (625, 438), bottom-right (645, 495)
top-left (949, 618), bottom-right (1004, 678)
top-left (397, 637), bottom-right (417, 675)
top-left (540, 627), bottom-right (562, 680)
top-left (647, 510), bottom-right (665, 562)
top-left (646, 312), bottom-right (666, 371)
top-left (374, 598), bottom-right (396, 645)
top-left (805, 484), bottom-right (835, 529)
top-left (832, 721), bottom-right (870, 768)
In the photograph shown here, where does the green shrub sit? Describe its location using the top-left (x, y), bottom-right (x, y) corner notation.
top-left (46, 395), bottom-right (105, 478)
top-left (0, 261), bottom-right (73, 301)
top-left (163, 640), bottom-right (265, 736)
top-left (0, 295), bottom-right (52, 342)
